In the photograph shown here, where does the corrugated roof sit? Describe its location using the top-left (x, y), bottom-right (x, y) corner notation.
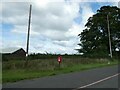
top-left (2, 47), bottom-right (24, 54)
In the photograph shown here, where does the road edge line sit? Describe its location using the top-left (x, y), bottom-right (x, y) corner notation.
top-left (74, 73), bottom-right (120, 89)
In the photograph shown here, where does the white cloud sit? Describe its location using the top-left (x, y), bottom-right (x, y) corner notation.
top-left (31, 2), bottom-right (80, 40)
top-left (95, 0), bottom-right (119, 2)
top-left (1, 1), bottom-right (92, 54)
top-left (3, 1), bottom-right (115, 54)
top-left (2, 1), bottom-right (79, 38)
top-left (79, 3), bottom-right (94, 25)
top-left (11, 25), bottom-right (39, 36)
top-left (65, 23), bottom-right (85, 38)
top-left (112, 2), bottom-right (119, 7)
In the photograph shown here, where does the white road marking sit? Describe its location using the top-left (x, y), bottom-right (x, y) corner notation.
top-left (74, 73), bottom-right (120, 89)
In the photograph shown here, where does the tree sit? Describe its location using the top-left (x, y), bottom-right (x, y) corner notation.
top-left (77, 6), bottom-right (120, 57)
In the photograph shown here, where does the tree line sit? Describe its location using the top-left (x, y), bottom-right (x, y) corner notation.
top-left (77, 6), bottom-right (120, 58)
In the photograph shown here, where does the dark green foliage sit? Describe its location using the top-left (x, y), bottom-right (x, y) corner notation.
top-left (77, 6), bottom-right (120, 58)
top-left (28, 53), bottom-right (58, 60)
top-left (28, 53), bottom-right (83, 60)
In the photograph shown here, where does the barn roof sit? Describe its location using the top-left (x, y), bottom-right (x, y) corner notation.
top-left (1, 47), bottom-right (25, 54)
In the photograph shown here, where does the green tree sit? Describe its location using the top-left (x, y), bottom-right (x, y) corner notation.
top-left (77, 6), bottom-right (120, 57)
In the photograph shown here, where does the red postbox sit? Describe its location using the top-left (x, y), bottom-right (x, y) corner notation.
top-left (58, 56), bottom-right (62, 68)
top-left (58, 56), bottom-right (62, 63)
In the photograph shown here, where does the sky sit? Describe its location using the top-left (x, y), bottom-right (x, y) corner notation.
top-left (0, 0), bottom-right (119, 54)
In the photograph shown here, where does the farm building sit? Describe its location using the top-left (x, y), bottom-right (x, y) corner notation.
top-left (2, 48), bottom-right (26, 61)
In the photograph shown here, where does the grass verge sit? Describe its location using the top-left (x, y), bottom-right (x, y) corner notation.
top-left (3, 60), bottom-right (118, 83)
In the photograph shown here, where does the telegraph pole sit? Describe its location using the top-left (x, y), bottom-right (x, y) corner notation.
top-left (107, 14), bottom-right (112, 58)
top-left (25, 4), bottom-right (32, 65)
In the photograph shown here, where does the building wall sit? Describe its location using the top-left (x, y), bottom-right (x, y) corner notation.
top-left (12, 48), bottom-right (26, 58)
top-left (2, 48), bottom-right (26, 61)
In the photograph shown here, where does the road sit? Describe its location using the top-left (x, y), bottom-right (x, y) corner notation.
top-left (2, 65), bottom-right (119, 89)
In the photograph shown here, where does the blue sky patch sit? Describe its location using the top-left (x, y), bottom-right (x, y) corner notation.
top-left (2, 23), bottom-right (14, 32)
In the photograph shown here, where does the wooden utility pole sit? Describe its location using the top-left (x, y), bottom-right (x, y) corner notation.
top-left (107, 15), bottom-right (112, 58)
top-left (25, 4), bottom-right (32, 66)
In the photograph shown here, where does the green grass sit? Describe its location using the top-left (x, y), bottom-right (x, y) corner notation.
top-left (0, 62), bottom-right (2, 84)
top-left (2, 58), bottom-right (118, 83)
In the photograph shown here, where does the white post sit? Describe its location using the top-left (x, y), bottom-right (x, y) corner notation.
top-left (107, 15), bottom-right (112, 58)
top-left (26, 4), bottom-right (32, 58)
top-left (25, 5), bottom-right (32, 66)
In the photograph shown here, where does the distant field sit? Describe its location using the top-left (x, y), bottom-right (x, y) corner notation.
top-left (2, 57), bottom-right (118, 83)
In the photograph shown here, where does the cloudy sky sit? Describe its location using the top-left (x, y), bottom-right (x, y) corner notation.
top-left (1, 0), bottom-right (119, 54)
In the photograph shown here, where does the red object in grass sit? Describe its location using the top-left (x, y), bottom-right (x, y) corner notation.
top-left (58, 56), bottom-right (62, 63)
